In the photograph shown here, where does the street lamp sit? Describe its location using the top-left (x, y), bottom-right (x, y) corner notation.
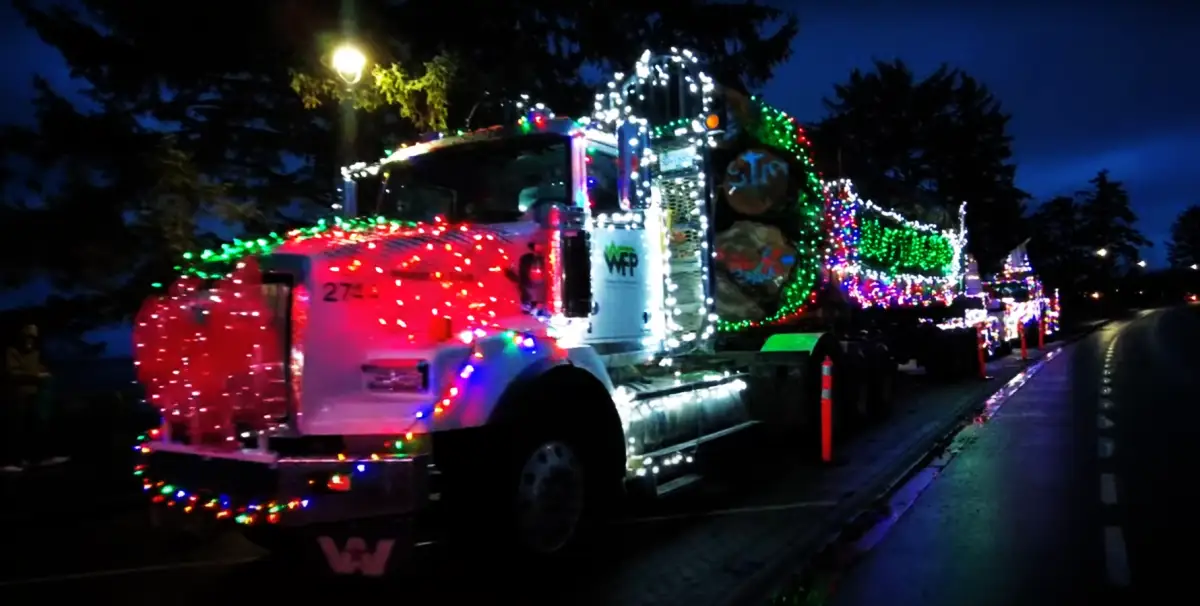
top-left (1096, 248), bottom-right (1109, 258)
top-left (332, 44), bottom-right (367, 85)
top-left (1192, 264), bottom-right (1199, 271)
top-left (329, 43), bottom-right (367, 218)
top-left (1137, 260), bottom-right (1147, 268)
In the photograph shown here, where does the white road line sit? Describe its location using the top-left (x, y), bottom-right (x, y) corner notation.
top-left (1097, 336), bottom-right (1130, 587)
top-left (0, 557), bottom-right (262, 587)
top-left (621, 499), bottom-right (839, 525)
top-left (1100, 473), bottom-right (1118, 505)
top-left (1104, 526), bottom-right (1132, 586)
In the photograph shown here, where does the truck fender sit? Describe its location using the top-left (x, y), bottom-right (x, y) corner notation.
top-left (749, 331), bottom-right (835, 430)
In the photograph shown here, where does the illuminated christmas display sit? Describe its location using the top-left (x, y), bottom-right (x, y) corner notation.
top-left (130, 48), bottom-right (986, 537)
top-left (984, 240), bottom-right (1058, 342)
top-left (823, 179), bottom-right (966, 308)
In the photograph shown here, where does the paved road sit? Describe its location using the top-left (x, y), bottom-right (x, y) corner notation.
top-left (0, 347), bottom-right (1055, 605)
top-left (822, 305), bottom-right (1199, 606)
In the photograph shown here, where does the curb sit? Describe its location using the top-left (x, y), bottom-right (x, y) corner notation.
top-left (725, 319), bottom-right (1112, 606)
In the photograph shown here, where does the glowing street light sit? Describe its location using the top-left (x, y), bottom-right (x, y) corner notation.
top-left (1137, 260), bottom-right (1147, 268)
top-left (332, 44), bottom-right (367, 85)
top-left (1192, 264), bottom-right (1199, 271)
top-left (1096, 248), bottom-right (1109, 258)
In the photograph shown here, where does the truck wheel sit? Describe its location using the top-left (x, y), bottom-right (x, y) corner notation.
top-left (484, 414), bottom-right (604, 563)
top-left (840, 349), bottom-right (870, 432)
top-left (867, 348), bottom-right (897, 420)
top-left (511, 438), bottom-right (587, 556)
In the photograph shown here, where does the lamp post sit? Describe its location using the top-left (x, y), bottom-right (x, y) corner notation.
top-left (330, 43), bottom-right (367, 217)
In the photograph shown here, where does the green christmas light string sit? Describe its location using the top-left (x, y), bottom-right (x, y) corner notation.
top-left (163, 216), bottom-right (418, 282)
top-left (857, 215), bottom-right (955, 277)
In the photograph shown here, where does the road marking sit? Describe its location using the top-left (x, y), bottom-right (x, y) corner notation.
top-left (1104, 526), bottom-right (1132, 586)
top-left (1097, 336), bottom-right (1130, 587)
top-left (621, 499), bottom-right (839, 524)
top-left (0, 557), bottom-right (263, 587)
top-left (1100, 473), bottom-right (1118, 504)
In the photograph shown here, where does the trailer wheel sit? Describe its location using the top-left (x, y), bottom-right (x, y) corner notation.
top-left (867, 345), bottom-right (897, 420)
top-left (840, 348), bottom-right (870, 432)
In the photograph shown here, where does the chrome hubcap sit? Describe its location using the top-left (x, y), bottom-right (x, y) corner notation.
top-left (514, 441), bottom-right (585, 554)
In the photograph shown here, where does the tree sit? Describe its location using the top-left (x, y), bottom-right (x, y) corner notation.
top-left (1027, 170), bottom-right (1150, 297)
top-left (1027, 195), bottom-right (1086, 290)
top-left (1076, 170), bottom-right (1150, 280)
top-left (808, 60), bottom-right (1028, 274)
top-left (4, 0), bottom-right (799, 340)
top-left (292, 0), bottom-right (799, 130)
top-left (1167, 205), bottom-right (1200, 269)
top-left (0, 78), bottom-right (244, 338)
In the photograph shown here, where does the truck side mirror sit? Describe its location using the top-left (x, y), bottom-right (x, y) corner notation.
top-left (532, 201), bottom-right (569, 227)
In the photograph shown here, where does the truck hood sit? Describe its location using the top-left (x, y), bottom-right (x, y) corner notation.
top-left (271, 220), bottom-right (532, 263)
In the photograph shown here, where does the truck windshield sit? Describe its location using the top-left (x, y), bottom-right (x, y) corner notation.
top-left (990, 281), bottom-right (1030, 302)
top-left (354, 132), bottom-right (571, 224)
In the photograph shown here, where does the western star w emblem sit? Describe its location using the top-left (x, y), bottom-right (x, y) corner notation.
top-left (603, 243), bottom-right (638, 277)
top-left (317, 536), bottom-right (395, 576)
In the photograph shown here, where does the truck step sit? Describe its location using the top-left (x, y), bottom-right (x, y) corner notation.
top-left (655, 473), bottom-right (703, 497)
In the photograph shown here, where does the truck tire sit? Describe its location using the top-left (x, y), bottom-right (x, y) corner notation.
top-left (867, 344), bottom-right (897, 420)
top-left (468, 410), bottom-right (608, 568)
top-left (924, 329), bottom-right (973, 380)
top-left (440, 367), bottom-right (624, 571)
top-left (838, 348), bottom-right (870, 433)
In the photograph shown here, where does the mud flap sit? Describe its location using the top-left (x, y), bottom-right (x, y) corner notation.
top-left (747, 350), bottom-right (812, 433)
top-left (244, 517), bottom-right (415, 578)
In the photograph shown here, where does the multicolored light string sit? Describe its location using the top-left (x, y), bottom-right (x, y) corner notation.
top-left (823, 179), bottom-right (967, 308)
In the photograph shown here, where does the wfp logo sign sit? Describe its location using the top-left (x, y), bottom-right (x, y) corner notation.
top-left (604, 243), bottom-right (638, 277)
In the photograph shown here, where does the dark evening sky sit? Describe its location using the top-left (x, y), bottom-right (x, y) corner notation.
top-left (3, 1), bottom-right (1195, 265)
top-left (1, 0), bottom-right (1196, 289)
top-left (762, 1), bottom-right (1197, 265)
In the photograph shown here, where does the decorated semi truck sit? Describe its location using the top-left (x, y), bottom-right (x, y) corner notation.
top-left (134, 49), bottom-right (979, 574)
top-left (977, 242), bottom-right (1059, 354)
top-left (990, 242), bottom-right (1059, 342)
